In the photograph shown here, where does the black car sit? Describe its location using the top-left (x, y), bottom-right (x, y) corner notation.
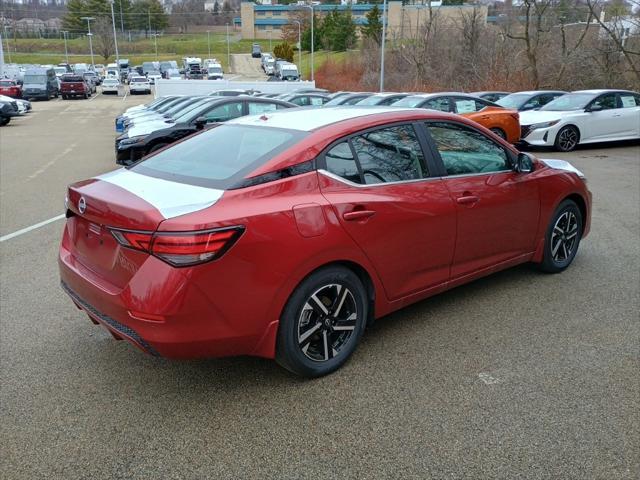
top-left (116, 97), bottom-right (296, 165)
top-left (323, 93), bottom-right (374, 106)
top-left (277, 93), bottom-right (330, 107)
top-left (496, 90), bottom-right (567, 111)
top-left (472, 91), bottom-right (510, 102)
top-left (0, 99), bottom-right (19, 126)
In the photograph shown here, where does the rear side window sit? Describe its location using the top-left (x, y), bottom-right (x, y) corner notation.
top-left (248, 102), bottom-right (279, 114)
top-left (620, 93), bottom-right (640, 107)
top-left (132, 124), bottom-right (305, 189)
top-left (203, 102), bottom-right (244, 122)
top-left (424, 97), bottom-right (451, 112)
top-left (323, 125), bottom-right (428, 185)
top-left (426, 122), bottom-right (510, 175)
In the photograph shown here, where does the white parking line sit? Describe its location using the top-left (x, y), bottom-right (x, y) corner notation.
top-left (0, 214), bottom-right (65, 242)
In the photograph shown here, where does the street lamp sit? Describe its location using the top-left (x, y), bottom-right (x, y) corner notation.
top-left (81, 16), bottom-right (95, 67)
top-left (293, 20), bottom-right (301, 71)
top-left (380, 0), bottom-right (387, 92)
top-left (207, 30), bottom-right (211, 57)
top-left (62, 30), bottom-right (69, 64)
top-left (300, 4), bottom-right (314, 82)
top-left (226, 23), bottom-right (230, 72)
top-left (152, 33), bottom-right (159, 60)
top-left (109, 0), bottom-right (120, 63)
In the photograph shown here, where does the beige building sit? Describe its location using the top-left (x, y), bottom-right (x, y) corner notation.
top-left (240, 1), bottom-right (488, 40)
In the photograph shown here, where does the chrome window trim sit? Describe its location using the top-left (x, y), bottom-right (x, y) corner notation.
top-left (318, 169), bottom-right (442, 188)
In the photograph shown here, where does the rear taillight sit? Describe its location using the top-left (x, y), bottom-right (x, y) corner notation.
top-left (110, 227), bottom-right (244, 267)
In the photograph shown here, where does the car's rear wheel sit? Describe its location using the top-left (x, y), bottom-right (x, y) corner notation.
top-left (276, 266), bottom-right (368, 377)
top-left (538, 199), bottom-right (583, 273)
top-left (490, 127), bottom-right (506, 140)
top-left (555, 126), bottom-right (579, 152)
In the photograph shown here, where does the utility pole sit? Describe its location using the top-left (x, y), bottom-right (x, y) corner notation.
top-left (301, 4), bottom-right (314, 81)
top-left (2, 26), bottom-right (11, 63)
top-left (148, 9), bottom-right (151, 38)
top-left (293, 20), bottom-right (301, 72)
top-left (380, 0), bottom-right (387, 92)
top-left (226, 23), bottom-right (230, 73)
top-left (109, 0), bottom-right (120, 63)
top-left (62, 30), bottom-right (69, 64)
top-left (119, 0), bottom-right (125, 34)
top-left (81, 17), bottom-right (95, 67)
top-left (268, 29), bottom-right (272, 52)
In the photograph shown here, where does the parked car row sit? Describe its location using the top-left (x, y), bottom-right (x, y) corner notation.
top-left (0, 94), bottom-right (32, 126)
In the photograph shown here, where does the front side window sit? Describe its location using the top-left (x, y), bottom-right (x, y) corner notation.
top-left (310, 96), bottom-right (326, 106)
top-left (202, 102), bottom-right (243, 122)
top-left (426, 122), bottom-right (510, 176)
top-left (351, 125), bottom-right (426, 184)
top-left (248, 102), bottom-right (279, 114)
top-left (590, 93), bottom-right (617, 110)
top-left (424, 97), bottom-right (451, 112)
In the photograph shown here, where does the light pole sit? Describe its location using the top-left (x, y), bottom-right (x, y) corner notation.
top-left (62, 30), bottom-right (69, 64)
top-left (300, 5), bottom-right (314, 81)
top-left (293, 20), bottom-right (301, 70)
top-left (81, 16), bottom-right (95, 67)
top-left (3, 26), bottom-right (11, 63)
top-left (268, 29), bottom-right (272, 52)
top-left (119, 0), bottom-right (124, 34)
top-left (207, 30), bottom-right (211, 57)
top-left (226, 23), bottom-right (230, 72)
top-left (380, 0), bottom-right (387, 92)
top-left (153, 33), bottom-right (158, 60)
top-left (109, 0), bottom-right (120, 63)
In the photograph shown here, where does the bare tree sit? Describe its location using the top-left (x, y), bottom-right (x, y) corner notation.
top-left (93, 17), bottom-right (115, 62)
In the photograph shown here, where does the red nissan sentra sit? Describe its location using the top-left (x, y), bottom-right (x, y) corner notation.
top-left (59, 107), bottom-right (592, 377)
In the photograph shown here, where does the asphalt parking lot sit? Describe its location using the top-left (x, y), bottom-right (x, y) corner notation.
top-left (1, 94), bottom-right (639, 479)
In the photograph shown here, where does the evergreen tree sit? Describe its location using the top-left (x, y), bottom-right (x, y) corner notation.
top-left (361, 4), bottom-right (382, 46)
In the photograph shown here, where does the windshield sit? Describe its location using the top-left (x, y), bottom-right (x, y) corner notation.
top-left (540, 93), bottom-right (595, 111)
top-left (496, 94), bottom-right (531, 109)
top-left (324, 96), bottom-right (354, 106)
top-left (54, 67), bottom-right (66, 74)
top-left (165, 98), bottom-right (208, 117)
top-left (131, 124), bottom-right (304, 189)
top-left (391, 96), bottom-right (427, 107)
top-left (356, 96), bottom-right (387, 106)
top-left (104, 79), bottom-right (118, 85)
top-left (172, 101), bottom-right (222, 123)
top-left (208, 67), bottom-right (223, 74)
top-left (24, 75), bottom-right (47, 84)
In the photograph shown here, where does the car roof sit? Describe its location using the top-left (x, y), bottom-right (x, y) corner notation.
top-left (508, 90), bottom-right (567, 95)
top-left (572, 89), bottom-right (637, 94)
top-left (230, 106), bottom-right (422, 132)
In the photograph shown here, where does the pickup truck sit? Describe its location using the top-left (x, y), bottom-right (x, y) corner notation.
top-left (60, 74), bottom-right (92, 99)
top-left (0, 79), bottom-right (22, 98)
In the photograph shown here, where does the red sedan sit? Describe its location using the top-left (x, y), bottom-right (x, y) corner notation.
top-left (0, 79), bottom-right (22, 98)
top-left (59, 107), bottom-right (592, 377)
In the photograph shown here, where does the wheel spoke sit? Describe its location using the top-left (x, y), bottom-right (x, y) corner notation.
top-left (332, 287), bottom-right (349, 318)
top-left (561, 242), bottom-right (569, 259)
top-left (309, 294), bottom-right (329, 316)
top-left (322, 330), bottom-right (331, 361)
top-left (333, 313), bottom-right (357, 331)
top-left (298, 322), bottom-right (321, 346)
top-left (551, 238), bottom-right (562, 256)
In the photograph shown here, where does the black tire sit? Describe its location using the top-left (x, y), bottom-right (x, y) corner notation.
top-left (0, 117), bottom-right (10, 126)
top-left (490, 127), bottom-right (506, 140)
top-left (554, 125), bottom-right (580, 152)
top-left (276, 266), bottom-right (368, 377)
top-left (538, 199), bottom-right (583, 273)
top-left (62, 94), bottom-right (67, 100)
top-left (83, 93), bottom-right (88, 99)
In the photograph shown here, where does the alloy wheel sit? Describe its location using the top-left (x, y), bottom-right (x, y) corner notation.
top-left (551, 211), bottom-right (579, 263)
top-left (558, 127), bottom-right (578, 151)
top-left (297, 284), bottom-right (358, 362)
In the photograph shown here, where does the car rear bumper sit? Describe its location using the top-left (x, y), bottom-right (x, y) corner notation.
top-left (58, 237), bottom-right (263, 359)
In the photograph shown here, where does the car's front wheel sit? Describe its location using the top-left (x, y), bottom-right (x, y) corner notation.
top-left (538, 199), bottom-right (583, 273)
top-left (555, 126), bottom-right (580, 152)
top-left (276, 266), bottom-right (368, 377)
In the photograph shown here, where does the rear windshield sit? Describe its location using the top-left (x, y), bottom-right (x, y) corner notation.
top-left (24, 75), bottom-right (47, 83)
top-left (131, 124), bottom-right (306, 189)
top-left (130, 77), bottom-right (148, 83)
top-left (61, 76), bottom-right (83, 82)
top-left (391, 96), bottom-right (427, 108)
top-left (0, 80), bottom-right (15, 86)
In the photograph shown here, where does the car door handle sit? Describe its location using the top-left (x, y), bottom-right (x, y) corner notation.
top-left (343, 210), bottom-right (376, 221)
top-left (612, 113), bottom-right (622, 117)
top-left (456, 195), bottom-right (480, 205)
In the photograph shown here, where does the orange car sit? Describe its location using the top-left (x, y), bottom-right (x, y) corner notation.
top-left (392, 93), bottom-right (521, 143)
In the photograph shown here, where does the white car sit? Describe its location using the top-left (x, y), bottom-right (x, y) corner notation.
top-left (0, 94), bottom-right (31, 115)
top-left (519, 89), bottom-right (640, 151)
top-left (129, 76), bottom-right (152, 95)
top-left (147, 71), bottom-right (163, 84)
top-left (101, 78), bottom-right (121, 95)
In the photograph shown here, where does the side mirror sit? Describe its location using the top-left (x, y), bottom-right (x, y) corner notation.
top-left (586, 104), bottom-right (603, 112)
top-left (194, 116), bottom-right (208, 129)
top-left (515, 153), bottom-right (534, 173)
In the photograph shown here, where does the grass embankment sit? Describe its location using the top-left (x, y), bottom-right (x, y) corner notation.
top-left (5, 35), bottom-right (351, 82)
